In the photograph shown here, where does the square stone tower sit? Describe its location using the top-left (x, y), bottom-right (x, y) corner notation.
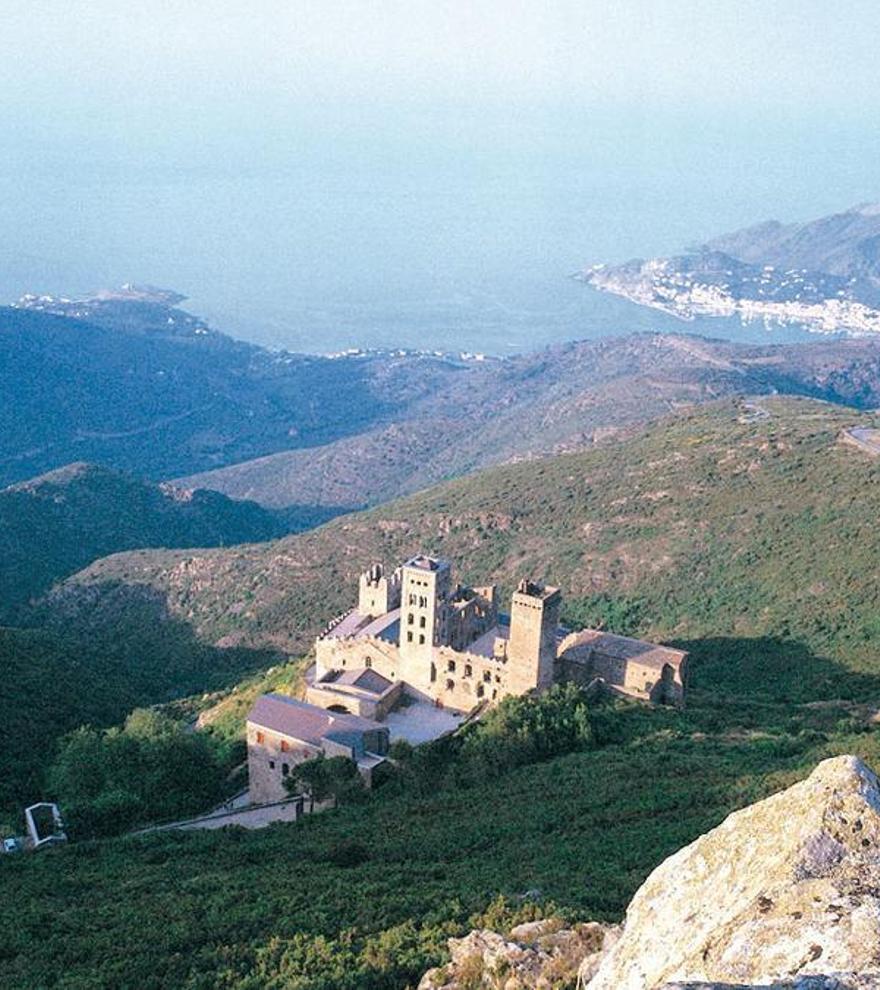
top-left (398, 554), bottom-right (452, 691)
top-left (358, 562), bottom-right (400, 618)
top-left (506, 578), bottom-right (562, 695)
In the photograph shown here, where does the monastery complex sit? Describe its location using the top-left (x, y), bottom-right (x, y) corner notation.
top-left (247, 554), bottom-right (687, 803)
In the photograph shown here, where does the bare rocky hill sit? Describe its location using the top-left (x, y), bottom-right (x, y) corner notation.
top-left (176, 333), bottom-right (880, 511)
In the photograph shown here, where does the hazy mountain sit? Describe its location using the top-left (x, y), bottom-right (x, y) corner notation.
top-left (704, 202), bottom-right (880, 282)
top-left (0, 461), bottom-right (285, 617)
top-left (177, 333), bottom-right (880, 510)
top-left (580, 204), bottom-right (880, 334)
top-left (9, 283), bottom-right (880, 517)
top-left (0, 290), bottom-right (475, 487)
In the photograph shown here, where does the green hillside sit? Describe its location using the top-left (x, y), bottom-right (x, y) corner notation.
top-left (0, 622), bottom-right (277, 816)
top-left (0, 462), bottom-right (293, 619)
top-left (45, 395), bottom-right (880, 686)
top-left (5, 395), bottom-right (880, 987)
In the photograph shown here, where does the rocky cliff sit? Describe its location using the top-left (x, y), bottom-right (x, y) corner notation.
top-left (416, 757), bottom-right (880, 990)
top-left (587, 755), bottom-right (880, 989)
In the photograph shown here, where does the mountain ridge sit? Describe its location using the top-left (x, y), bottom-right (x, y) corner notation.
top-left (0, 461), bottom-right (287, 618)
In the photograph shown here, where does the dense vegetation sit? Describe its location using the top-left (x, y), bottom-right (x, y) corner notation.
top-left (3, 674), bottom-right (878, 989)
top-left (0, 622), bottom-right (277, 820)
top-left (48, 709), bottom-right (239, 838)
top-left (6, 397), bottom-right (880, 986)
top-left (0, 462), bottom-right (287, 619)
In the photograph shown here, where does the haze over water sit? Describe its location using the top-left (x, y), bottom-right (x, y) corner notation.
top-left (2, 2), bottom-right (879, 354)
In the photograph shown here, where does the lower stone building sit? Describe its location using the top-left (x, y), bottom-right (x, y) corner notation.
top-left (246, 693), bottom-right (390, 804)
top-left (556, 628), bottom-right (687, 705)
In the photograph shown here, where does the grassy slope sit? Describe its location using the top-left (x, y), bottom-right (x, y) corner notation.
top-left (48, 395), bottom-right (880, 680)
top-left (6, 396), bottom-right (880, 987)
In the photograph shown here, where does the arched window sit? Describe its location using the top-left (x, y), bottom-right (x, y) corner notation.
top-left (464, 663), bottom-right (472, 678)
top-left (447, 659), bottom-right (456, 673)
top-left (365, 657), bottom-right (372, 668)
top-left (430, 663), bottom-right (437, 683)
top-left (419, 615), bottom-right (426, 628)
top-left (446, 679), bottom-right (455, 691)
top-left (477, 683), bottom-right (485, 698)
top-left (419, 634), bottom-right (425, 645)
top-left (282, 763), bottom-right (290, 777)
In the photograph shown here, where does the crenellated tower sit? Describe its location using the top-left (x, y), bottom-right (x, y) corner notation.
top-left (505, 578), bottom-right (562, 695)
top-left (358, 562), bottom-right (400, 618)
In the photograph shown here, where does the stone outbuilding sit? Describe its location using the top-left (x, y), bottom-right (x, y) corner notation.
top-left (246, 693), bottom-right (390, 804)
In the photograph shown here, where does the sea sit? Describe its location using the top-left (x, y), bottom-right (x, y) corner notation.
top-left (1, 109), bottom-right (872, 355)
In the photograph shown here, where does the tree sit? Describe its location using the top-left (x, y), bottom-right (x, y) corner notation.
top-left (284, 754), bottom-right (362, 810)
top-left (48, 709), bottom-right (227, 838)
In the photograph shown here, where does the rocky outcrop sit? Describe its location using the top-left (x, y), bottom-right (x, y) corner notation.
top-left (417, 918), bottom-right (618, 990)
top-left (585, 755), bottom-right (880, 989)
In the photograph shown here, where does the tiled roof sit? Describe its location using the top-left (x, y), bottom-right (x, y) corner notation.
top-left (247, 693), bottom-right (384, 746)
top-left (566, 629), bottom-right (687, 671)
top-left (334, 668), bottom-right (394, 695)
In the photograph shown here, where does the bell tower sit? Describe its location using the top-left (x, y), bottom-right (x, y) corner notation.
top-left (398, 554), bottom-right (451, 691)
top-left (506, 578), bottom-right (561, 695)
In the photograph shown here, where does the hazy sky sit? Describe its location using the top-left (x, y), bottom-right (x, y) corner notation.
top-left (1, 2), bottom-right (878, 351)
top-left (4, 2), bottom-right (878, 123)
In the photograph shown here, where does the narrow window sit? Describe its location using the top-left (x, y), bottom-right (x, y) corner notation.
top-left (464, 663), bottom-right (472, 678)
top-left (408, 613), bottom-right (414, 625)
top-left (256, 731), bottom-right (265, 744)
top-left (365, 657), bottom-right (372, 668)
top-left (430, 662), bottom-right (437, 683)
top-left (419, 634), bottom-right (425, 645)
top-left (269, 759), bottom-right (275, 769)
top-left (280, 739), bottom-right (290, 753)
top-left (447, 659), bottom-right (456, 673)
top-left (407, 631), bottom-right (413, 642)
top-left (483, 671), bottom-right (491, 683)
top-left (419, 615), bottom-right (426, 628)
top-left (446, 679), bottom-right (455, 691)
top-left (477, 683), bottom-right (485, 698)
top-left (282, 763), bottom-right (289, 777)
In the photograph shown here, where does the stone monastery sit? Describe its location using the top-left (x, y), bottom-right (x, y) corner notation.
top-left (247, 553), bottom-right (687, 803)
top-left (308, 553), bottom-right (687, 717)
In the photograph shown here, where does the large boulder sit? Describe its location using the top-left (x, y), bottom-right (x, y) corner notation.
top-left (586, 755), bottom-right (880, 989)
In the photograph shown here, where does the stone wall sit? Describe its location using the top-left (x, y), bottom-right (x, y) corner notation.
top-left (433, 646), bottom-right (508, 711)
top-left (246, 723), bottom-right (322, 804)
